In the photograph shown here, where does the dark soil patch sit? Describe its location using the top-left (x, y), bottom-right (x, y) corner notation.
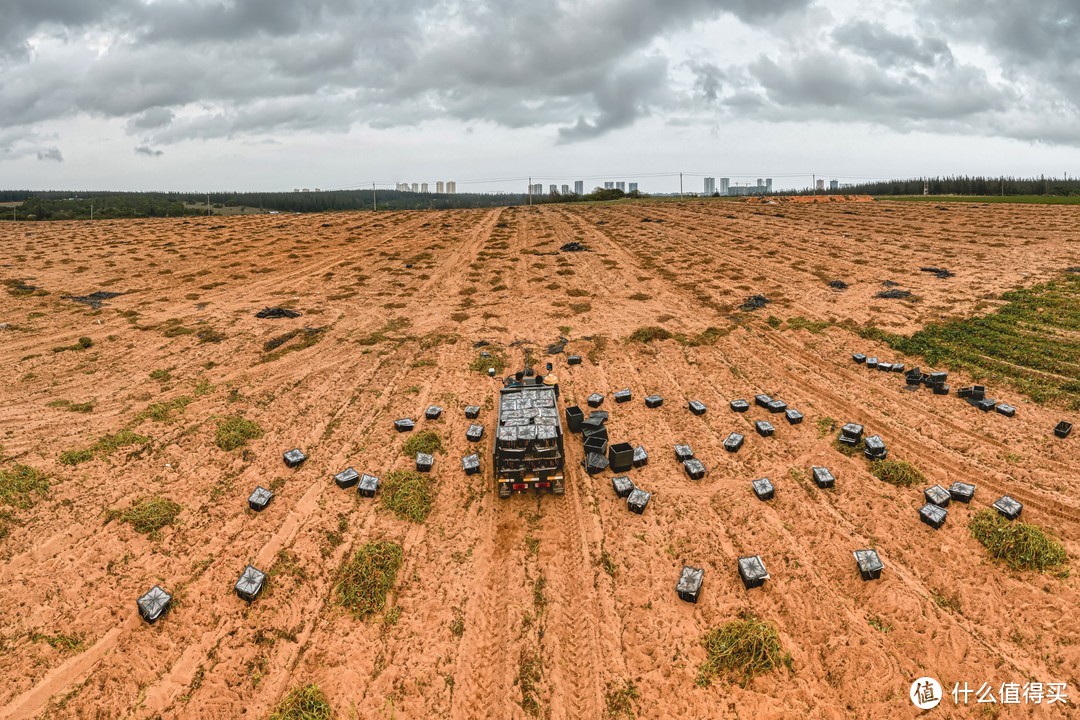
top-left (920, 267), bottom-right (955, 279)
top-left (741, 295), bottom-right (771, 311)
top-left (876, 289), bottom-right (913, 299)
top-left (63, 291), bottom-right (123, 309)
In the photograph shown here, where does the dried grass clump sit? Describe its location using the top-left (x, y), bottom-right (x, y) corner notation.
top-left (107, 496), bottom-right (182, 534)
top-left (401, 430), bottom-right (443, 457)
top-left (337, 541), bottom-right (403, 618)
top-left (869, 459), bottom-right (925, 487)
top-left (215, 415), bottom-right (263, 451)
top-left (969, 508), bottom-right (1067, 573)
top-left (698, 611), bottom-right (792, 686)
top-left (268, 684), bottom-right (334, 720)
top-left (381, 470), bottom-right (434, 523)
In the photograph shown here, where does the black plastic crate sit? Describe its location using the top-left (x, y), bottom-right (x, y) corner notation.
top-left (752, 477), bottom-right (775, 501)
top-left (614, 388), bottom-right (632, 403)
top-left (852, 353), bottom-right (867, 364)
top-left (688, 400), bottom-right (707, 416)
top-left (674, 444), bottom-right (694, 462)
top-left (853, 549), bottom-right (884, 581)
top-left (612, 475), bottom-right (635, 498)
top-left (976, 398), bottom-right (997, 411)
top-left (582, 415), bottom-right (606, 432)
top-left (929, 372), bottom-right (949, 385)
top-left (919, 503), bottom-right (947, 529)
top-left (583, 451), bottom-right (610, 474)
top-left (584, 435), bottom-right (609, 455)
top-left (948, 481), bottom-right (975, 503)
top-left (1055, 421), bottom-right (1073, 438)
top-left (609, 442), bottom-right (635, 473)
top-left (996, 404), bottom-right (1016, 417)
top-left (464, 405), bottom-right (481, 419)
top-left (840, 423), bottom-right (864, 441)
top-left (462, 454), bottom-right (481, 475)
top-left (283, 449), bottom-right (307, 468)
top-left (564, 405), bottom-right (584, 433)
top-left (785, 408), bottom-right (804, 424)
top-left (416, 452), bottom-right (434, 472)
top-left (906, 369), bottom-right (924, 386)
top-left (737, 555), bottom-right (769, 589)
top-left (358, 473), bottom-right (379, 497)
top-left (248, 486), bottom-right (273, 512)
top-left (767, 399), bottom-right (788, 413)
top-left (334, 467), bottom-right (360, 489)
top-left (863, 435), bottom-right (887, 460)
top-left (587, 393), bottom-right (604, 408)
top-left (924, 485), bottom-right (951, 507)
top-left (730, 399), bottom-right (750, 412)
top-left (877, 362), bottom-right (893, 372)
top-left (724, 433), bottom-right (745, 453)
top-left (865, 357), bottom-right (879, 369)
top-left (755, 420), bottom-right (775, 437)
top-left (645, 395), bottom-right (664, 408)
top-left (394, 418), bottom-right (415, 432)
top-left (425, 405), bottom-right (443, 420)
top-left (993, 495), bottom-right (1023, 520)
top-left (754, 394), bottom-right (772, 408)
top-left (627, 488), bottom-right (651, 514)
top-left (235, 565), bottom-right (267, 602)
top-left (466, 424), bottom-right (484, 443)
top-left (137, 585), bottom-right (172, 624)
top-left (633, 445), bottom-right (648, 468)
top-left (684, 458), bottom-right (706, 480)
top-left (582, 425), bottom-right (609, 443)
top-left (891, 363), bottom-right (905, 373)
top-left (932, 383), bottom-right (950, 395)
top-left (971, 384), bottom-right (986, 399)
top-left (957, 386), bottom-right (974, 398)
top-left (588, 410), bottom-right (609, 423)
top-left (812, 466), bottom-right (835, 488)
top-left (676, 566), bottom-right (704, 603)
top-left (568, 355), bottom-right (583, 365)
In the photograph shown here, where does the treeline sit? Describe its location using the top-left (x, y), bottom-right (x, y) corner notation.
top-left (207, 189), bottom-right (527, 212)
top-left (832, 176), bottom-right (1080, 197)
top-left (14, 195), bottom-right (202, 220)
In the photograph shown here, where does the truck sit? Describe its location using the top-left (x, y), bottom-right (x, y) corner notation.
top-left (494, 381), bottom-right (566, 498)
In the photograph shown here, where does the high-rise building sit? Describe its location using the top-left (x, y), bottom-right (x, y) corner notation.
top-left (719, 178), bottom-right (730, 195)
top-left (615, 181), bottom-right (625, 191)
top-left (829, 179), bottom-right (839, 191)
top-left (574, 180), bottom-right (584, 195)
top-left (756, 178), bottom-right (764, 189)
top-left (436, 181), bottom-right (444, 193)
top-left (766, 179), bottom-right (773, 193)
top-left (549, 184), bottom-right (558, 195)
top-left (446, 181), bottom-right (456, 194)
top-left (816, 179), bottom-right (825, 191)
top-left (528, 183), bottom-right (543, 196)
top-left (421, 182), bottom-right (429, 193)
top-left (704, 177), bottom-right (716, 195)
top-left (411, 183), bottom-right (419, 193)
top-left (604, 181), bottom-right (614, 190)
top-left (629, 183), bottom-right (638, 193)
top-left (561, 184), bottom-right (570, 194)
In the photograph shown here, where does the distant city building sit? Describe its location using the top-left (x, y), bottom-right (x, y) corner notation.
top-left (719, 178), bottom-right (730, 195)
top-left (446, 181), bottom-right (456, 194)
top-left (629, 182), bottom-right (638, 193)
top-left (615, 181), bottom-right (625, 191)
top-left (704, 177), bottom-right (716, 195)
top-left (293, 188), bottom-right (300, 193)
top-left (829, 179), bottom-right (839, 191)
top-left (604, 181), bottom-right (614, 190)
top-left (724, 181), bottom-right (770, 196)
top-left (421, 183), bottom-right (429, 193)
top-left (816, 179), bottom-right (825, 191)
top-left (529, 183), bottom-right (543, 196)
top-left (436, 181), bottom-right (445, 193)
top-left (301, 188), bottom-right (310, 193)
top-left (396, 183), bottom-right (408, 192)
top-left (574, 180), bottom-right (584, 195)
top-left (549, 184), bottom-right (558, 195)
top-left (766, 178), bottom-right (773, 193)
top-left (561, 184), bottom-right (570, 194)
top-left (411, 183), bottom-right (419, 193)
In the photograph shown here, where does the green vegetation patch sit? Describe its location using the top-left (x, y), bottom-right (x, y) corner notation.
top-left (59, 429), bottom-right (150, 466)
top-left (51, 336), bottom-right (93, 353)
top-left (401, 429), bottom-right (443, 457)
top-left (627, 326), bottom-right (672, 343)
top-left (106, 496), bottom-right (182, 534)
top-left (215, 415), bottom-right (263, 451)
top-left (336, 540), bottom-right (403, 619)
top-left (47, 399), bottom-right (95, 413)
top-left (869, 459), bottom-right (926, 487)
top-left (605, 679), bottom-right (639, 718)
top-left (698, 611), bottom-right (792, 686)
top-left (0, 464), bottom-right (49, 509)
top-left (357, 317), bottom-right (411, 347)
top-left (468, 346), bottom-right (507, 375)
top-left (969, 508), bottom-right (1067, 573)
top-left (860, 274), bottom-right (1080, 409)
top-left (261, 327), bottom-right (326, 362)
top-left (786, 316), bottom-right (832, 333)
top-left (268, 684), bottom-right (334, 720)
top-left (138, 396), bottom-right (192, 423)
top-left (30, 632), bottom-right (86, 653)
top-left (381, 469), bottom-right (434, 523)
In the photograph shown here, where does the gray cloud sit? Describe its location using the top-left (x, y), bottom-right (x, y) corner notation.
top-left (36, 147), bottom-right (63, 162)
top-left (832, 20), bottom-right (952, 67)
top-left (134, 145), bottom-right (164, 157)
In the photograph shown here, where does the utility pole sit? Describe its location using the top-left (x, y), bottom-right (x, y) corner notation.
top-left (812, 174), bottom-right (816, 195)
top-left (90, 202), bottom-right (94, 221)
top-left (206, 193), bottom-right (210, 216)
top-left (528, 177), bottom-right (532, 206)
top-left (679, 172), bottom-right (683, 200)
top-left (372, 182), bottom-right (377, 212)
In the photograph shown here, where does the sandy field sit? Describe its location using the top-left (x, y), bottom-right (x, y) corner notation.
top-left (0, 198), bottom-right (1077, 719)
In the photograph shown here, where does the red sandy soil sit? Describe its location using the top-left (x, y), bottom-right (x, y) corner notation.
top-left (745, 194), bottom-right (874, 204)
top-left (0, 199), bottom-right (1077, 719)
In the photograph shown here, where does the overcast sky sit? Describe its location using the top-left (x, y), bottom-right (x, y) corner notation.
top-left (3, 0), bottom-right (1080, 193)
